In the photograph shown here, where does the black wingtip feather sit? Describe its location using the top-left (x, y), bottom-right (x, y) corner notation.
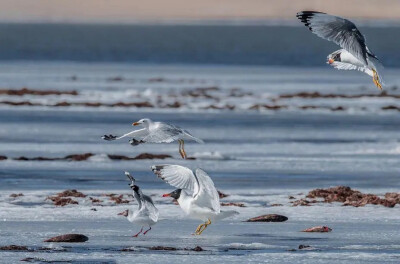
top-left (296, 11), bottom-right (325, 17)
top-left (102, 134), bottom-right (117, 141)
top-left (296, 11), bottom-right (326, 30)
top-left (151, 165), bottom-right (165, 179)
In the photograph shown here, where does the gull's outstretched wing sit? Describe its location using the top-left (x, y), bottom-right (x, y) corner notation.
top-left (151, 165), bottom-right (220, 212)
top-left (297, 11), bottom-right (368, 65)
top-left (102, 128), bottom-right (147, 141)
top-left (125, 171), bottom-right (136, 185)
top-left (192, 168), bottom-right (220, 213)
top-left (142, 123), bottom-right (182, 143)
top-left (151, 165), bottom-right (199, 195)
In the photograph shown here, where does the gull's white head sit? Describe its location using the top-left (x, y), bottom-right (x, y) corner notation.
top-left (132, 118), bottom-right (151, 127)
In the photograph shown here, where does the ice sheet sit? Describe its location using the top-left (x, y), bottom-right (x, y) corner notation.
top-left (0, 62), bottom-right (400, 263)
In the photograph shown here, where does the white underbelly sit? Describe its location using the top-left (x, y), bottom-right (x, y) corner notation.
top-left (341, 50), bottom-right (366, 68)
top-left (128, 211), bottom-right (156, 226)
top-left (180, 198), bottom-right (216, 221)
top-left (129, 216), bottom-right (156, 226)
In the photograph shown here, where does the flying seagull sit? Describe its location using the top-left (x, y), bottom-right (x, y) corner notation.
top-left (102, 118), bottom-right (204, 159)
top-left (297, 11), bottom-right (384, 90)
top-left (151, 165), bottom-right (238, 235)
top-left (125, 171), bottom-right (159, 237)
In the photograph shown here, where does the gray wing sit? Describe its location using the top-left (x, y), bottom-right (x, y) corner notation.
top-left (330, 61), bottom-right (371, 74)
top-left (151, 164), bottom-right (199, 195)
top-left (152, 165), bottom-right (220, 212)
top-left (151, 165), bottom-right (221, 213)
top-left (193, 168), bottom-right (220, 213)
top-left (297, 11), bottom-right (368, 65)
top-left (142, 195), bottom-right (159, 222)
top-left (142, 123), bottom-right (183, 143)
top-left (102, 128), bottom-right (147, 141)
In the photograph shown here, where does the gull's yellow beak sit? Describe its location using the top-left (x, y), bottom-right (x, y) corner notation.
top-left (328, 58), bottom-right (334, 64)
top-left (132, 122), bottom-right (140, 126)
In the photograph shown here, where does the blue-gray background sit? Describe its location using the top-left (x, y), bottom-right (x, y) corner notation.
top-left (1, 24), bottom-right (399, 66)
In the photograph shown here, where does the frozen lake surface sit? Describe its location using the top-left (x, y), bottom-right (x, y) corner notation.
top-left (0, 62), bottom-right (399, 263)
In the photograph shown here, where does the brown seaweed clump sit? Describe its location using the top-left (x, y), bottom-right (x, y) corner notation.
top-left (46, 189), bottom-right (86, 206)
top-left (220, 202), bottom-right (246, 207)
top-left (302, 226), bottom-right (332, 232)
top-left (306, 186), bottom-right (400, 208)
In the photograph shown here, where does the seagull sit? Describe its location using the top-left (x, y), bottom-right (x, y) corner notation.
top-left (297, 11), bottom-right (384, 90)
top-left (102, 118), bottom-right (204, 159)
top-left (125, 171), bottom-right (159, 237)
top-left (151, 165), bottom-right (238, 235)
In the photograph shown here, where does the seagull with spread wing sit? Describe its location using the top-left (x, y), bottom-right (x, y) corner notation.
top-left (125, 171), bottom-right (159, 237)
top-left (297, 11), bottom-right (385, 90)
top-left (102, 118), bottom-right (204, 159)
top-left (151, 165), bottom-right (238, 235)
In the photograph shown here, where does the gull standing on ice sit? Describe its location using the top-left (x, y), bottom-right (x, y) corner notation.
top-left (102, 118), bottom-right (204, 159)
top-left (297, 11), bottom-right (385, 90)
top-left (151, 165), bottom-right (238, 235)
top-left (125, 171), bottom-right (159, 237)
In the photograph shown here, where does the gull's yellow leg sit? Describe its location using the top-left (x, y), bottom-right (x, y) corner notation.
top-left (372, 70), bottom-right (378, 87)
top-left (376, 77), bottom-right (382, 90)
top-left (372, 78), bottom-right (378, 87)
top-left (181, 140), bottom-right (187, 159)
top-left (178, 140), bottom-right (182, 157)
top-left (196, 224), bottom-right (208, 235)
top-left (193, 223), bottom-right (205, 235)
top-left (196, 224), bottom-right (206, 235)
top-left (372, 69), bottom-right (382, 90)
top-left (178, 140), bottom-right (185, 159)
top-left (196, 219), bottom-right (211, 235)
top-left (195, 223), bottom-right (204, 232)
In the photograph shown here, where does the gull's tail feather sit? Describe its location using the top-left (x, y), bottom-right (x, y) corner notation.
top-left (214, 210), bottom-right (239, 221)
top-left (183, 131), bottom-right (204, 144)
